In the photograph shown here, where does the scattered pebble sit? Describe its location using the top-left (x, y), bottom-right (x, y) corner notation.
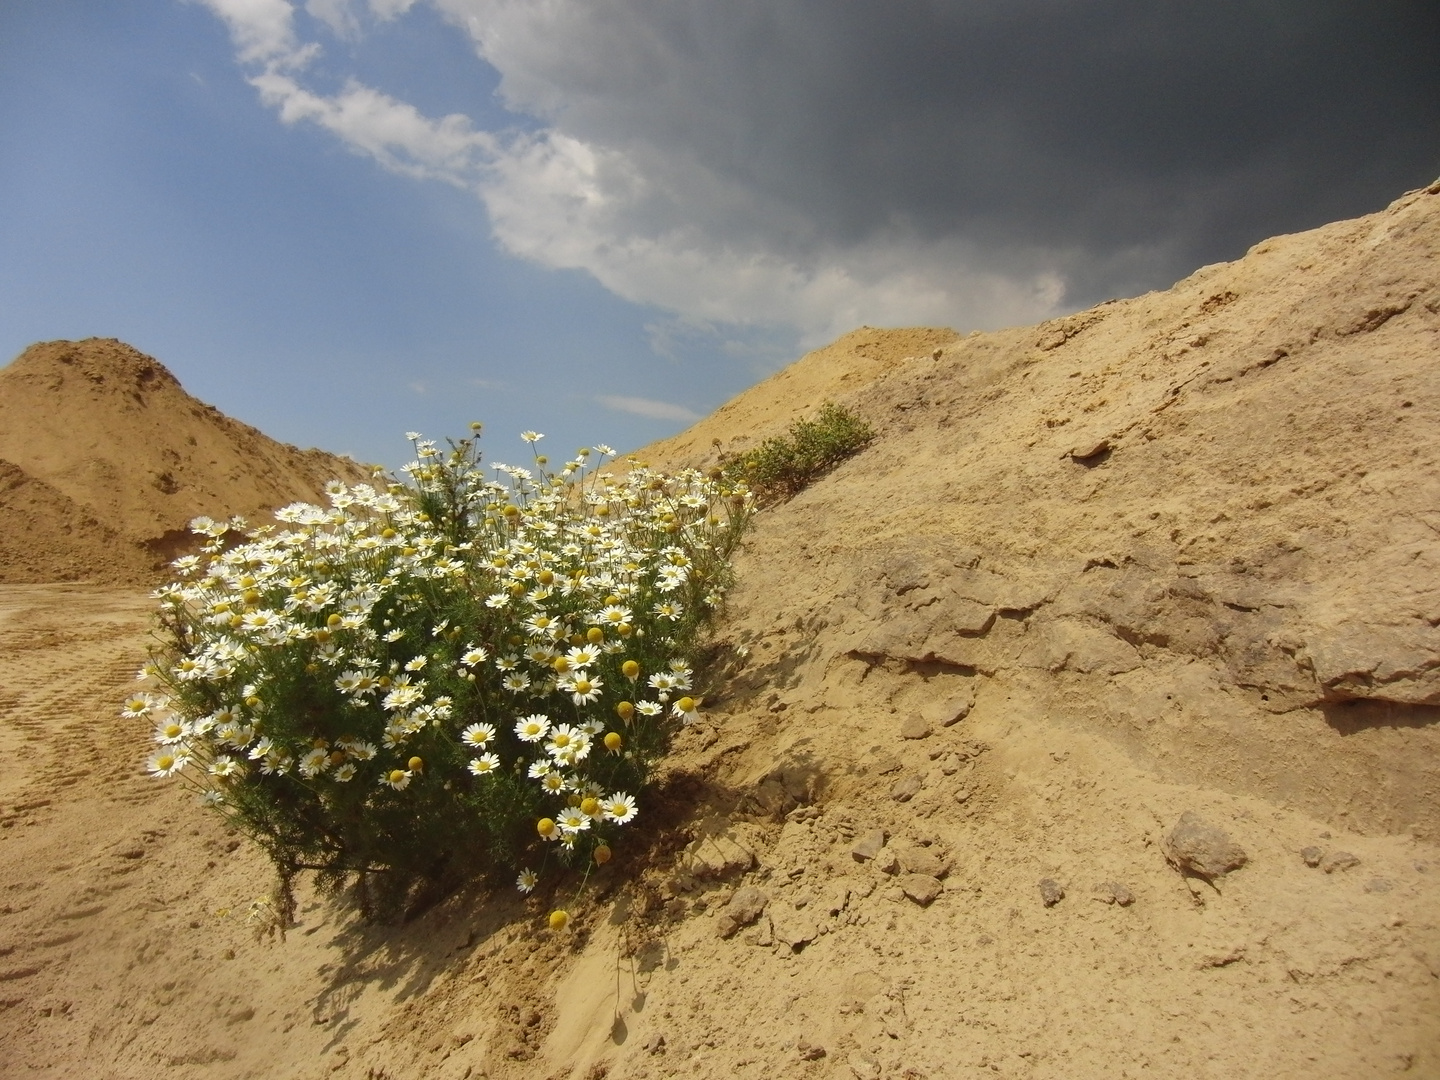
top-left (1091, 881), bottom-right (1134, 906)
top-left (874, 848), bottom-right (900, 875)
top-left (850, 829), bottom-right (887, 862)
top-left (1321, 851), bottom-right (1361, 874)
top-left (1300, 846), bottom-right (1324, 867)
top-left (1165, 811), bottom-right (1248, 880)
top-left (1039, 878), bottom-right (1066, 907)
top-left (920, 690), bottom-right (974, 728)
top-left (900, 715), bottom-right (931, 740)
top-left (717, 886), bottom-right (770, 939)
top-left (1364, 878), bottom-right (1394, 894)
top-left (900, 874), bottom-right (943, 906)
top-left (890, 774), bottom-right (923, 802)
top-left (897, 846), bottom-right (950, 879)
top-left (822, 882), bottom-right (852, 917)
top-left (796, 1039), bottom-right (827, 1061)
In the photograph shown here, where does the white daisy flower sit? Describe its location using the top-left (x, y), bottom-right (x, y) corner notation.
top-left (460, 722), bottom-right (495, 750)
top-left (147, 748), bottom-right (189, 778)
top-left (557, 809), bottom-right (591, 834)
top-left (516, 869), bottom-right (538, 893)
top-left (152, 718), bottom-right (192, 744)
top-left (603, 792), bottom-right (639, 825)
top-left (379, 768), bottom-right (412, 791)
top-left (515, 714), bottom-right (550, 742)
top-left (467, 753), bottom-right (501, 777)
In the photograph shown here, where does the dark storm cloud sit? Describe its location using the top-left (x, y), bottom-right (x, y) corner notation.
top-left (466, 0), bottom-right (1440, 304)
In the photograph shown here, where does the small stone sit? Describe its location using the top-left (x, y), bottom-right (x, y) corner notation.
top-left (796, 1039), bottom-right (826, 1061)
top-left (874, 848), bottom-right (900, 875)
top-left (644, 1033), bottom-right (666, 1055)
top-left (1165, 811), bottom-right (1248, 880)
top-left (1038, 878), bottom-right (1065, 907)
top-left (1300, 846), bottom-right (1324, 868)
top-left (1070, 437), bottom-right (1111, 460)
top-left (753, 914), bottom-right (774, 947)
top-left (1364, 878), bottom-right (1394, 894)
top-left (890, 774), bottom-right (923, 802)
top-left (1321, 851), bottom-right (1361, 874)
top-left (851, 829), bottom-right (888, 862)
top-left (772, 913), bottom-right (818, 950)
top-left (727, 886), bottom-right (769, 925)
top-left (884, 886), bottom-right (906, 903)
top-left (939, 754), bottom-right (961, 775)
top-left (900, 715), bottom-right (932, 740)
top-left (1091, 881), bottom-right (1134, 906)
top-left (954, 787), bottom-right (972, 804)
top-left (897, 846), bottom-right (950, 879)
top-left (822, 882), bottom-right (852, 917)
top-left (716, 914), bottom-right (740, 939)
top-left (900, 874), bottom-right (943, 906)
top-left (921, 690), bottom-right (975, 728)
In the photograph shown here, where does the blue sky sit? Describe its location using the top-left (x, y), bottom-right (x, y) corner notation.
top-left (2, 1), bottom-right (1436, 470)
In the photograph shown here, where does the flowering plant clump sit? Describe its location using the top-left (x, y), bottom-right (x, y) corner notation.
top-left (130, 428), bottom-right (753, 916)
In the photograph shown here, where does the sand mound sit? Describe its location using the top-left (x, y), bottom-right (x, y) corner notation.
top-left (1, 184), bottom-right (1437, 1080)
top-left (0, 338), bottom-right (371, 585)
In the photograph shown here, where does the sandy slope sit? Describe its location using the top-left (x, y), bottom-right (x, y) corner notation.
top-left (2, 181), bottom-right (1439, 1080)
top-left (0, 339), bottom-right (371, 585)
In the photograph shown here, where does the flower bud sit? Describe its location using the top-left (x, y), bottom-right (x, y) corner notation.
top-left (604, 732), bottom-right (623, 753)
top-left (593, 845), bottom-right (612, 866)
top-left (548, 910), bottom-right (569, 930)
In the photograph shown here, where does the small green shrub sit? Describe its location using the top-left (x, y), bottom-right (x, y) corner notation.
top-left (129, 429), bottom-right (754, 921)
top-left (725, 401), bottom-right (874, 503)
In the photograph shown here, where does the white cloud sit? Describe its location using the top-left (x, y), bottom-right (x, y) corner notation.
top-left (196, 0), bottom-right (1075, 348)
top-left (248, 72), bottom-right (496, 185)
top-left (596, 395), bottom-right (702, 423)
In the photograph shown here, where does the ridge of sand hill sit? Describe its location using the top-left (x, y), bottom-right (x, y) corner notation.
top-left (0, 185), bottom-right (1437, 1080)
top-left (0, 338), bottom-right (372, 584)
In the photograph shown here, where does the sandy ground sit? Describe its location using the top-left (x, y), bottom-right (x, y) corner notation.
top-left (1, 586), bottom-right (1436, 1080)
top-left (2, 180), bottom-right (1439, 1079)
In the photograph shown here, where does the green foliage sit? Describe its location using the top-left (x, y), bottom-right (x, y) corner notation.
top-left (725, 401), bottom-right (875, 503)
top-left (130, 430), bottom-right (754, 920)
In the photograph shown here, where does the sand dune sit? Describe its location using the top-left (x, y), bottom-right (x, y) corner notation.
top-left (0, 338), bottom-right (371, 584)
